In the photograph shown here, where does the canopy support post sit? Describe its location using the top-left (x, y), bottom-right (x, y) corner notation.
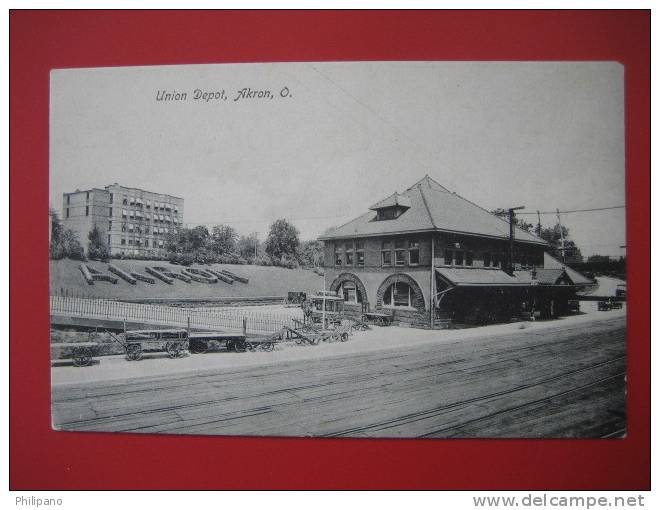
top-left (429, 234), bottom-right (435, 329)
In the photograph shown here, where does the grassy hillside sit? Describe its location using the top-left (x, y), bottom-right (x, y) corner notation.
top-left (50, 259), bottom-right (325, 301)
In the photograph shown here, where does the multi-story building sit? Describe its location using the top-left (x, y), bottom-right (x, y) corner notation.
top-left (319, 176), bottom-right (590, 327)
top-left (62, 183), bottom-right (184, 257)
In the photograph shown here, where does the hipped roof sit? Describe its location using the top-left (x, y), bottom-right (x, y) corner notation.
top-left (319, 175), bottom-right (546, 245)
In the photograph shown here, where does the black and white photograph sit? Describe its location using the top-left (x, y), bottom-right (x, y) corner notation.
top-left (49, 61), bottom-right (626, 438)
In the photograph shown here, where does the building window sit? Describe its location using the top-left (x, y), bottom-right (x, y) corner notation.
top-left (381, 240), bottom-right (393, 267)
top-left (345, 242), bottom-right (354, 266)
top-left (383, 282), bottom-right (412, 308)
top-left (109, 193), bottom-right (113, 204)
top-left (340, 281), bottom-right (361, 303)
top-left (121, 238), bottom-right (126, 245)
top-left (454, 250), bottom-right (464, 266)
top-left (334, 245), bottom-right (343, 266)
top-left (128, 239), bottom-right (133, 245)
top-left (492, 252), bottom-right (501, 268)
top-left (85, 206), bottom-right (89, 216)
top-left (145, 240), bottom-right (149, 248)
top-left (122, 209), bottom-right (127, 218)
top-left (65, 208), bottom-right (69, 218)
top-left (108, 221), bottom-right (112, 230)
top-left (66, 195), bottom-right (70, 205)
top-left (108, 207), bottom-right (112, 217)
top-left (444, 249), bottom-right (453, 265)
top-left (409, 239), bottom-right (420, 265)
top-left (86, 191), bottom-right (89, 200)
top-left (122, 196), bottom-right (128, 205)
top-left (107, 235), bottom-right (111, 246)
top-left (465, 251), bottom-right (473, 266)
top-left (483, 252), bottom-right (491, 267)
top-left (356, 241), bottom-right (365, 267)
top-left (394, 239), bottom-right (406, 266)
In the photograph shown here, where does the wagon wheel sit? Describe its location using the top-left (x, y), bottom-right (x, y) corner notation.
top-left (340, 332), bottom-right (349, 342)
top-left (126, 343), bottom-right (143, 361)
top-left (166, 341), bottom-right (183, 359)
top-left (234, 340), bottom-right (247, 353)
top-left (72, 346), bottom-right (93, 367)
top-left (309, 336), bottom-right (321, 346)
top-left (261, 342), bottom-right (275, 352)
top-left (190, 339), bottom-right (208, 354)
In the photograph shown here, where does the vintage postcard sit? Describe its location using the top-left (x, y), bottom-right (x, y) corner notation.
top-left (49, 61), bottom-right (626, 438)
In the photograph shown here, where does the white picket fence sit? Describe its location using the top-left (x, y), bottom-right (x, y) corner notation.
top-left (49, 295), bottom-right (301, 334)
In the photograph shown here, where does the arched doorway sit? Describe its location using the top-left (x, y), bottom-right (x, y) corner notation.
top-left (329, 273), bottom-right (369, 311)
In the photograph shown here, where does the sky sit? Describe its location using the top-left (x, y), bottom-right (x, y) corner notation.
top-left (50, 61), bottom-right (626, 257)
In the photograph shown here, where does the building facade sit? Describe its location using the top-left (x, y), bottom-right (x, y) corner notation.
top-left (62, 183), bottom-right (184, 257)
top-left (319, 176), bottom-right (585, 327)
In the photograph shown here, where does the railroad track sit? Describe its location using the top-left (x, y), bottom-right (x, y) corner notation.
top-left (52, 318), bottom-right (627, 437)
top-left (323, 356), bottom-right (626, 437)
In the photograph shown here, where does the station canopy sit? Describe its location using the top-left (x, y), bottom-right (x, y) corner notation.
top-left (435, 268), bottom-right (529, 287)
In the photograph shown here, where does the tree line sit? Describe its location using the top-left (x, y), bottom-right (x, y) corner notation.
top-left (49, 209), bottom-right (323, 269)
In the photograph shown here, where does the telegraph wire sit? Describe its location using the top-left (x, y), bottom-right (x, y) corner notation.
top-left (517, 205), bottom-right (625, 215)
top-left (182, 204), bottom-right (625, 227)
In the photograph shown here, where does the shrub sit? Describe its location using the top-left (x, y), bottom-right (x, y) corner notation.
top-left (88, 226), bottom-right (110, 262)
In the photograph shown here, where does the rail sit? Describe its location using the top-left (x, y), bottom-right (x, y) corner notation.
top-left (49, 295), bottom-right (300, 335)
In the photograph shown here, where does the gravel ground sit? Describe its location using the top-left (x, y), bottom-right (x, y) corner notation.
top-left (51, 300), bottom-right (626, 386)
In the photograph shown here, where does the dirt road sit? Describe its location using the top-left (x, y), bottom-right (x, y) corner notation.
top-left (52, 316), bottom-right (626, 438)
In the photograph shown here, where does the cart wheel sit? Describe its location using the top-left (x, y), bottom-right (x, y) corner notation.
top-left (262, 342), bottom-right (275, 352)
top-left (309, 336), bottom-right (321, 345)
top-left (190, 340), bottom-right (208, 354)
top-left (226, 340), bottom-right (235, 352)
top-left (166, 342), bottom-right (183, 359)
top-left (126, 344), bottom-right (143, 361)
top-left (234, 340), bottom-right (247, 353)
top-left (72, 347), bottom-right (92, 367)
top-left (340, 332), bottom-right (349, 342)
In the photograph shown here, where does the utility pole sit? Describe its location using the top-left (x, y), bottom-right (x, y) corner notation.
top-left (507, 206), bottom-right (525, 275)
top-left (253, 232), bottom-right (259, 258)
top-left (536, 210), bottom-right (542, 236)
top-left (556, 209), bottom-right (566, 264)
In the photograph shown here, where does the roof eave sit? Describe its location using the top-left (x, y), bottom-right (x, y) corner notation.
top-left (319, 227), bottom-right (548, 246)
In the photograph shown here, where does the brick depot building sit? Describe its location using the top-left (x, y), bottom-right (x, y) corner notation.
top-left (319, 176), bottom-right (592, 327)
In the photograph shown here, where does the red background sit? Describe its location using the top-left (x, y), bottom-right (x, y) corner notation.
top-left (10, 10), bottom-right (650, 490)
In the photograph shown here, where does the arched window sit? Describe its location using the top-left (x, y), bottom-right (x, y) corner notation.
top-left (383, 282), bottom-right (412, 308)
top-left (339, 281), bottom-right (362, 303)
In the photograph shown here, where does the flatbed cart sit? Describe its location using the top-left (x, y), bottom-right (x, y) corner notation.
top-left (361, 311), bottom-right (392, 326)
top-left (54, 341), bottom-right (100, 367)
top-left (283, 323), bottom-right (352, 346)
top-left (188, 331), bottom-right (280, 353)
top-left (108, 328), bottom-right (190, 361)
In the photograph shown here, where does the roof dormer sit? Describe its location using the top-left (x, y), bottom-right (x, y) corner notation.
top-left (369, 192), bottom-right (412, 221)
